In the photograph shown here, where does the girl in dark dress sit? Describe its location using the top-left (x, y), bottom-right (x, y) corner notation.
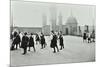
top-left (87, 32), bottom-right (91, 43)
top-left (14, 34), bottom-right (21, 49)
top-left (35, 33), bottom-right (40, 45)
top-left (59, 31), bottom-right (64, 50)
top-left (10, 33), bottom-right (13, 40)
top-left (21, 32), bottom-right (29, 55)
top-left (28, 33), bottom-right (36, 52)
top-left (50, 31), bottom-right (59, 53)
top-left (91, 32), bottom-right (95, 42)
top-left (83, 31), bottom-right (87, 42)
top-left (10, 31), bottom-right (18, 50)
top-left (40, 33), bottom-right (46, 49)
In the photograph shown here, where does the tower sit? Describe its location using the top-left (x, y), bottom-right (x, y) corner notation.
top-left (49, 5), bottom-right (57, 31)
top-left (42, 13), bottom-right (47, 34)
top-left (58, 12), bottom-right (63, 32)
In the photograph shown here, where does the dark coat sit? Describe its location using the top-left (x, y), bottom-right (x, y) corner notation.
top-left (35, 35), bottom-right (40, 41)
top-left (10, 33), bottom-right (13, 39)
top-left (83, 33), bottom-right (87, 40)
top-left (13, 31), bottom-right (17, 37)
top-left (12, 35), bottom-right (21, 45)
top-left (50, 35), bottom-right (57, 48)
top-left (21, 35), bottom-right (29, 49)
top-left (40, 35), bottom-right (45, 44)
top-left (28, 36), bottom-right (34, 47)
top-left (59, 35), bottom-right (64, 46)
top-left (16, 35), bottom-right (21, 44)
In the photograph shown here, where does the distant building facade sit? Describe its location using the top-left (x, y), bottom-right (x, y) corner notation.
top-left (42, 7), bottom-right (78, 35)
top-left (12, 7), bottom-right (95, 36)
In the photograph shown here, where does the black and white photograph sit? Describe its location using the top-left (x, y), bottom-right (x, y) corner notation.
top-left (10, 0), bottom-right (96, 66)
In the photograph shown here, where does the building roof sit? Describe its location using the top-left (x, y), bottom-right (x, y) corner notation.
top-left (66, 16), bottom-right (78, 24)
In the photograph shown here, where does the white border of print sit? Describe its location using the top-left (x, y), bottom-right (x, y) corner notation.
top-left (0, 0), bottom-right (99, 67)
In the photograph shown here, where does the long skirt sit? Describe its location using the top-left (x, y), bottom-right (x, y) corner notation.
top-left (50, 40), bottom-right (57, 48)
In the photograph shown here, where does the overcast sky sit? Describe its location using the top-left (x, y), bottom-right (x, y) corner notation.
top-left (11, 0), bottom-right (96, 27)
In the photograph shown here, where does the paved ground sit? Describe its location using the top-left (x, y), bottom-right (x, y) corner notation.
top-left (10, 35), bottom-right (95, 66)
